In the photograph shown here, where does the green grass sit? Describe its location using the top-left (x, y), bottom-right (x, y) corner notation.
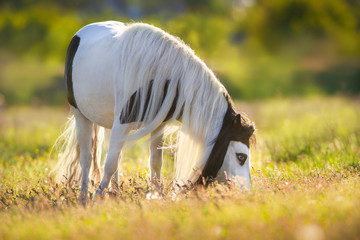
top-left (0, 96), bottom-right (359, 240)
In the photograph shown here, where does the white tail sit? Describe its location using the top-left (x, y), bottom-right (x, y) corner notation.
top-left (51, 115), bottom-right (105, 186)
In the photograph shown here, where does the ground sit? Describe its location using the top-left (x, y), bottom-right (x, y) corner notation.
top-left (0, 96), bottom-right (359, 240)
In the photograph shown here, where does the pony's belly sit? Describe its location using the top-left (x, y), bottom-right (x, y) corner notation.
top-left (78, 97), bottom-right (114, 129)
top-left (74, 81), bottom-right (115, 129)
top-left (72, 46), bottom-right (118, 128)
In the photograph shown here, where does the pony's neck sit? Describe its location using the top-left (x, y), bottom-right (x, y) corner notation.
top-left (175, 82), bottom-right (231, 183)
top-left (196, 100), bottom-right (235, 184)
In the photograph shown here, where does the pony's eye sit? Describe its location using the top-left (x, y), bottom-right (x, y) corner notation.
top-left (236, 153), bottom-right (247, 166)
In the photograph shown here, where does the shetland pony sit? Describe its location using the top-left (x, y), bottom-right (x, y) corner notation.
top-left (52, 21), bottom-right (255, 203)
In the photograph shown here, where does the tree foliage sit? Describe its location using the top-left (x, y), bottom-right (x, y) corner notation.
top-left (241, 0), bottom-right (360, 54)
top-left (0, 0), bottom-right (359, 104)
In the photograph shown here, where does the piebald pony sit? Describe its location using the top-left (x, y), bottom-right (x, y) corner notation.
top-left (52, 21), bottom-right (255, 203)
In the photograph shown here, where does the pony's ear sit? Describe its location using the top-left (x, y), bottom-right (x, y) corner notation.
top-left (246, 124), bottom-right (255, 136)
top-left (233, 114), bottom-right (241, 127)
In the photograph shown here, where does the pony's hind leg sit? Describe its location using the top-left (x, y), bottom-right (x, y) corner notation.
top-left (72, 107), bottom-right (93, 205)
top-left (94, 122), bottom-right (130, 199)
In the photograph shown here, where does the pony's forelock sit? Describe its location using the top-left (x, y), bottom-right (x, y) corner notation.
top-left (240, 113), bottom-right (256, 147)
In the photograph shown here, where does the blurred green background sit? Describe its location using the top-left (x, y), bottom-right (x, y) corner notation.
top-left (0, 0), bottom-right (359, 105)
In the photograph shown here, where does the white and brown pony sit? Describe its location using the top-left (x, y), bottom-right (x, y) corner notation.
top-left (52, 21), bottom-right (255, 203)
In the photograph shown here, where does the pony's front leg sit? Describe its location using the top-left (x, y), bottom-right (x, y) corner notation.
top-left (72, 107), bottom-right (93, 205)
top-left (150, 131), bottom-right (164, 185)
top-left (146, 131), bottom-right (164, 199)
top-left (94, 123), bottom-right (128, 199)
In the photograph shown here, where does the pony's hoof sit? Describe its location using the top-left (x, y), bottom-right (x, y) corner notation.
top-left (146, 190), bottom-right (163, 200)
top-left (78, 191), bottom-right (88, 206)
top-left (93, 188), bottom-right (104, 202)
top-left (78, 196), bottom-right (88, 206)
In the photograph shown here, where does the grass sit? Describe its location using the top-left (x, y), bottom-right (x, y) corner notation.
top-left (0, 96), bottom-right (359, 240)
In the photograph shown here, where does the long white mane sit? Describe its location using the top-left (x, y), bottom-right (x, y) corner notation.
top-left (114, 23), bottom-right (229, 184)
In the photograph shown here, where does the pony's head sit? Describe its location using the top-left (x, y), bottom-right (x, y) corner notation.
top-left (199, 108), bottom-right (255, 189)
top-left (217, 113), bottom-right (255, 188)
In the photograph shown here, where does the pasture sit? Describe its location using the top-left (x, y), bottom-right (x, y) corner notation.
top-left (0, 96), bottom-right (359, 240)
